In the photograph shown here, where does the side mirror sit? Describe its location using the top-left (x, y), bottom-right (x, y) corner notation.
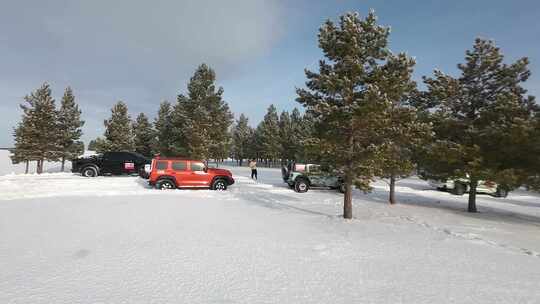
top-left (203, 166), bottom-right (208, 173)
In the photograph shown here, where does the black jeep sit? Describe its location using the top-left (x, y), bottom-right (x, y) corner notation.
top-left (71, 151), bottom-right (151, 177)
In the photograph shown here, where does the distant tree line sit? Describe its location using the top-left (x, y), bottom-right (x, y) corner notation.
top-left (86, 64), bottom-right (312, 167)
top-left (11, 84), bottom-right (84, 174)
top-left (88, 64), bottom-right (234, 162)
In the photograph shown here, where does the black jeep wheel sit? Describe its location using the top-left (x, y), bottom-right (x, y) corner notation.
top-left (294, 179), bottom-right (309, 193)
top-left (451, 182), bottom-right (466, 196)
top-left (82, 166), bottom-right (98, 177)
top-left (156, 179), bottom-right (176, 190)
top-left (212, 179), bottom-right (228, 191)
top-left (494, 187), bottom-right (508, 198)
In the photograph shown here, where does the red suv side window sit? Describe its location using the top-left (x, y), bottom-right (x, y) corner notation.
top-left (172, 161), bottom-right (187, 171)
top-left (190, 162), bottom-right (205, 171)
top-left (155, 161), bottom-right (168, 170)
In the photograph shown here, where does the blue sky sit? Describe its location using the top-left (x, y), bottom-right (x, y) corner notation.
top-left (1, 0), bottom-right (539, 147)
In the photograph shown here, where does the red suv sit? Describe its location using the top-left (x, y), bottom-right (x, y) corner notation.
top-left (148, 157), bottom-right (234, 190)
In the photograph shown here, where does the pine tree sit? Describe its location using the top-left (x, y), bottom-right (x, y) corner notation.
top-left (527, 116), bottom-right (540, 189)
top-left (133, 112), bottom-right (156, 157)
top-left (92, 137), bottom-right (110, 154)
top-left (88, 139), bottom-right (98, 151)
top-left (249, 124), bottom-right (265, 161)
top-left (99, 101), bottom-right (134, 152)
top-left (297, 11), bottom-right (401, 219)
top-left (258, 104), bottom-right (281, 165)
top-left (420, 38), bottom-right (539, 212)
top-left (278, 110), bottom-right (294, 163)
top-left (170, 64), bottom-right (233, 160)
top-left (376, 54), bottom-right (432, 204)
top-left (231, 114), bottom-right (253, 166)
top-left (57, 87), bottom-right (85, 171)
top-left (11, 118), bottom-right (34, 174)
top-left (14, 83), bottom-right (60, 173)
top-left (171, 93), bottom-right (210, 159)
top-left (154, 101), bottom-right (174, 156)
top-left (291, 108), bottom-right (316, 162)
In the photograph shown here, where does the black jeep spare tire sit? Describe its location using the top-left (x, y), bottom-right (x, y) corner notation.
top-left (294, 178), bottom-right (309, 193)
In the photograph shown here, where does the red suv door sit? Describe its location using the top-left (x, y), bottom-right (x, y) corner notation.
top-left (171, 160), bottom-right (190, 187)
top-left (186, 161), bottom-right (211, 187)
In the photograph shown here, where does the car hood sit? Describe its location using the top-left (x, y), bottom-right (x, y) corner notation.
top-left (207, 168), bottom-right (232, 176)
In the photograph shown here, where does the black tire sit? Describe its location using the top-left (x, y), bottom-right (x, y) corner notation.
top-left (212, 179), bottom-right (228, 191)
top-left (494, 187), bottom-right (508, 198)
top-left (156, 179), bottom-right (176, 190)
top-left (294, 178), bottom-right (309, 193)
top-left (451, 182), bottom-right (466, 196)
top-left (338, 183), bottom-right (346, 193)
top-left (81, 166), bottom-right (98, 177)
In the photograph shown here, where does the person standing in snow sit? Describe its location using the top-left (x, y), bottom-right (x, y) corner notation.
top-left (248, 159), bottom-right (258, 180)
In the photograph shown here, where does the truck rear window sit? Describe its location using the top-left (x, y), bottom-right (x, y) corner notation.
top-left (155, 161), bottom-right (168, 170)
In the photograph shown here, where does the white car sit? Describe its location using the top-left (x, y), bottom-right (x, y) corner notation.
top-left (428, 178), bottom-right (508, 198)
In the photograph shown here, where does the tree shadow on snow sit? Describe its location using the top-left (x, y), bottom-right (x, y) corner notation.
top-left (358, 183), bottom-right (540, 227)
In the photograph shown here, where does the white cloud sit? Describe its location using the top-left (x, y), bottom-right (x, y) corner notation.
top-left (0, 0), bottom-right (285, 146)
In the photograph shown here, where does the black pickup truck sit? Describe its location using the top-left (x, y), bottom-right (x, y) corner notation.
top-left (72, 152), bottom-right (151, 177)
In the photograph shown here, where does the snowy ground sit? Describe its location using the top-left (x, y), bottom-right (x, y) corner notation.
top-left (1, 155), bottom-right (540, 303)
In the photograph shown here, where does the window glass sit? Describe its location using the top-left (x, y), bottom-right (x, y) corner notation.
top-left (172, 161), bottom-right (187, 171)
top-left (155, 161), bottom-right (168, 170)
top-left (105, 152), bottom-right (123, 161)
top-left (309, 165), bottom-right (321, 173)
top-left (190, 162), bottom-right (205, 172)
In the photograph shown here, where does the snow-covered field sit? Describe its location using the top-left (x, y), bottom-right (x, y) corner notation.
top-left (1, 151), bottom-right (540, 303)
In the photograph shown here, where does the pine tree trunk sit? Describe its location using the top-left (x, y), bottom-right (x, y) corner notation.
top-left (37, 159), bottom-right (43, 174)
top-left (61, 156), bottom-right (65, 172)
top-left (468, 179), bottom-right (478, 213)
top-left (343, 121), bottom-right (355, 219)
top-left (343, 174), bottom-right (353, 219)
top-left (389, 175), bottom-right (396, 205)
top-left (25, 160), bottom-right (29, 174)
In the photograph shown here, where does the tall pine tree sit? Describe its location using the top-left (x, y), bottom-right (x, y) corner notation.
top-left (13, 83), bottom-right (60, 173)
top-left (97, 101), bottom-right (134, 152)
top-left (376, 54), bottom-right (432, 204)
top-left (57, 87), bottom-right (85, 171)
top-left (258, 104), bottom-right (281, 165)
top-left (297, 11), bottom-right (403, 219)
top-left (420, 38), bottom-right (539, 212)
top-left (170, 64), bottom-right (233, 160)
top-left (231, 113), bottom-right (253, 166)
top-left (154, 101), bottom-right (174, 156)
top-left (278, 110), bottom-right (294, 163)
top-left (133, 112), bottom-right (156, 157)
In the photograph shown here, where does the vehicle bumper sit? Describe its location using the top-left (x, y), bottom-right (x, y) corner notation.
top-left (227, 177), bottom-right (235, 185)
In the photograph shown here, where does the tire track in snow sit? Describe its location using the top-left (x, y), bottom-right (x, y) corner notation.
top-left (393, 214), bottom-right (540, 258)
